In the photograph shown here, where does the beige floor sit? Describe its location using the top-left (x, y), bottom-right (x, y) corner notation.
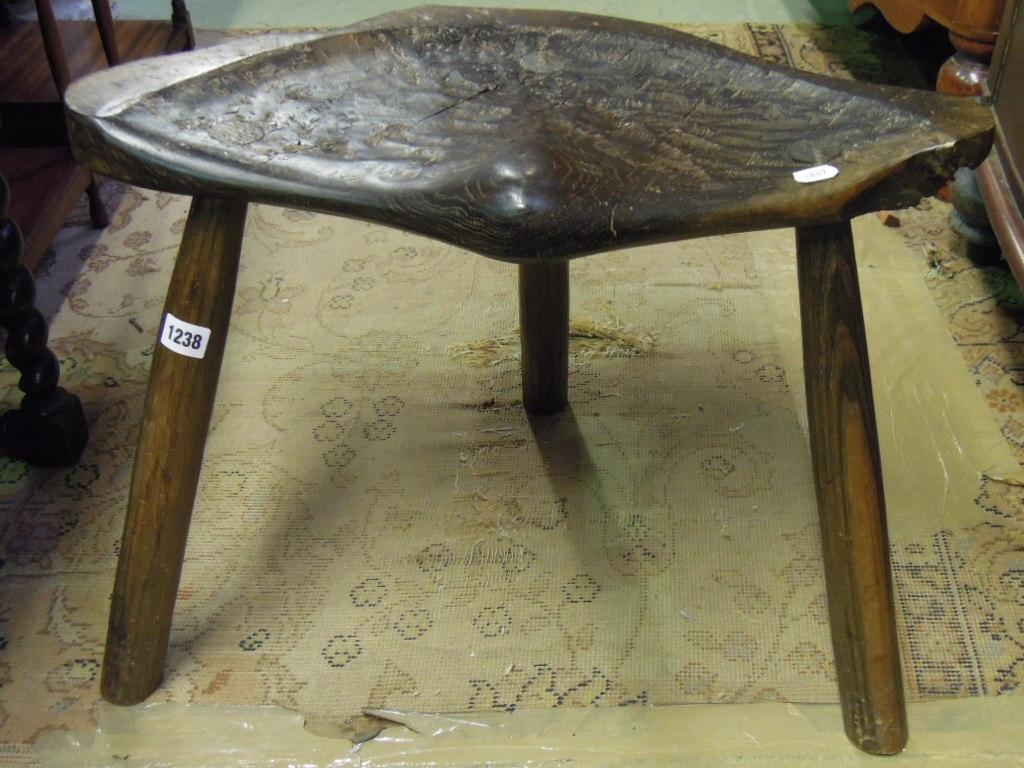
top-left (22, 207), bottom-right (1020, 768)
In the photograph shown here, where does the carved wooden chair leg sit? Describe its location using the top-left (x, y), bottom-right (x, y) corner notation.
top-left (795, 221), bottom-right (908, 755)
top-left (518, 261), bottom-right (569, 415)
top-left (0, 176), bottom-right (88, 466)
top-left (101, 195), bottom-right (246, 705)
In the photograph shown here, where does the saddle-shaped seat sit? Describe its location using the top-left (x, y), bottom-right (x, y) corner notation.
top-left (64, 6), bottom-right (994, 756)
top-left (67, 7), bottom-right (990, 259)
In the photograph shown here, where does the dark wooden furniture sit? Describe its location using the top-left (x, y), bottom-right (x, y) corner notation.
top-left (0, 172), bottom-right (88, 464)
top-left (65, 7), bottom-right (994, 755)
top-left (0, 0), bottom-right (193, 271)
top-left (0, 1), bottom-right (126, 463)
top-left (978, 0), bottom-right (1024, 279)
top-left (850, 0), bottom-right (1006, 93)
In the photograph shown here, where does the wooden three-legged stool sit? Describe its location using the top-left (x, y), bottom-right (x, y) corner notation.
top-left (65, 7), bottom-right (993, 754)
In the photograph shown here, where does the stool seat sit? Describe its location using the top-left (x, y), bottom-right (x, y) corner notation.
top-left (66, 6), bottom-right (992, 260)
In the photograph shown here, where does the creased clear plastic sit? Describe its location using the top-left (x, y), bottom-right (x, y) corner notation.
top-left (34, 698), bottom-right (1024, 767)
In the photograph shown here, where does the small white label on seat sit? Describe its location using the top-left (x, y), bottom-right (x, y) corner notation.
top-left (793, 164), bottom-right (839, 183)
top-left (160, 313), bottom-right (211, 359)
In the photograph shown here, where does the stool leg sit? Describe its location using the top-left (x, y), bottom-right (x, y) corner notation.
top-left (86, 177), bottom-right (110, 229)
top-left (518, 261), bottom-right (568, 415)
top-left (795, 221), bottom-right (907, 755)
top-left (101, 196), bottom-right (247, 705)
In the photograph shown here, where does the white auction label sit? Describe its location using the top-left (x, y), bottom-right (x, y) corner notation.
top-left (793, 164), bottom-right (839, 183)
top-left (160, 312), bottom-right (211, 359)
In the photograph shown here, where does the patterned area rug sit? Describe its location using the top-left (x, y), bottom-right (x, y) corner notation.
top-left (0, 22), bottom-right (1022, 753)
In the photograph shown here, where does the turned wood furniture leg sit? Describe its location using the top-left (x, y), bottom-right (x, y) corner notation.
top-left (518, 261), bottom-right (569, 415)
top-left (937, 33), bottom-right (993, 95)
top-left (89, 0), bottom-right (121, 65)
top-left (795, 221), bottom-right (907, 756)
top-left (0, 175), bottom-right (88, 466)
top-left (101, 195), bottom-right (247, 705)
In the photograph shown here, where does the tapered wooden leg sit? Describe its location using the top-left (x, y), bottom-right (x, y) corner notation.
top-left (518, 261), bottom-right (568, 415)
top-left (795, 221), bottom-right (908, 755)
top-left (101, 196), bottom-right (247, 705)
top-left (89, 0), bottom-right (121, 65)
top-left (35, 0), bottom-right (72, 96)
